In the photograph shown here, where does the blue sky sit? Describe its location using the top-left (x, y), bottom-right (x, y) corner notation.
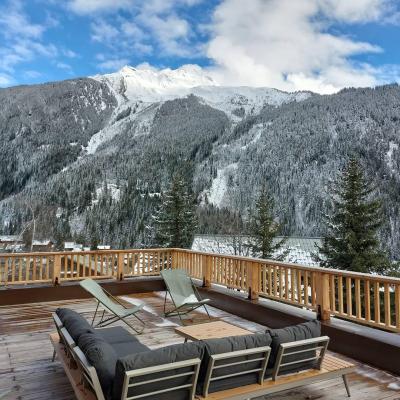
top-left (1, 0), bottom-right (400, 93)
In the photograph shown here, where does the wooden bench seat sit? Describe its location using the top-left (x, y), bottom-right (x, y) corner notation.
top-left (50, 332), bottom-right (97, 400)
top-left (197, 354), bottom-right (355, 400)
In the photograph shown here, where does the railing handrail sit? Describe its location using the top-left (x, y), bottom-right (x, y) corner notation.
top-left (1, 247), bottom-right (400, 333)
top-left (169, 248), bottom-right (400, 284)
top-left (0, 248), bottom-right (171, 258)
top-left (2, 247), bottom-right (399, 284)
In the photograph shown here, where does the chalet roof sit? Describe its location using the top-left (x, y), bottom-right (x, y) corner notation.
top-left (0, 235), bottom-right (22, 243)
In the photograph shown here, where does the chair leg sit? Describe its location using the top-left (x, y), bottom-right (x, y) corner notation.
top-left (163, 290), bottom-right (168, 315)
top-left (122, 316), bottom-right (145, 334)
top-left (91, 301), bottom-right (100, 326)
top-left (204, 304), bottom-right (211, 319)
top-left (52, 349), bottom-right (56, 362)
top-left (342, 374), bottom-right (351, 397)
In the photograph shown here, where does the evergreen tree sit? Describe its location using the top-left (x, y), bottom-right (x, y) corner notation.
top-left (53, 214), bottom-right (72, 250)
top-left (248, 186), bottom-right (288, 260)
top-left (152, 174), bottom-right (197, 248)
top-left (316, 158), bottom-right (390, 273)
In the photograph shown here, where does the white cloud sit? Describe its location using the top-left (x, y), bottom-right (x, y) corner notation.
top-left (0, 1), bottom-right (76, 84)
top-left (204, 0), bottom-right (398, 94)
top-left (68, 0), bottom-right (133, 14)
top-left (0, 73), bottom-right (13, 87)
top-left (97, 58), bottom-right (130, 71)
top-left (56, 62), bottom-right (73, 73)
top-left (91, 20), bottom-right (120, 43)
top-left (0, 2), bottom-right (45, 39)
top-left (75, 0), bottom-right (202, 62)
top-left (24, 70), bottom-right (42, 79)
top-left (319, 0), bottom-right (390, 22)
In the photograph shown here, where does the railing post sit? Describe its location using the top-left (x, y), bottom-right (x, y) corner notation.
top-left (203, 255), bottom-right (212, 288)
top-left (247, 262), bottom-right (259, 301)
top-left (315, 272), bottom-right (331, 321)
top-left (171, 250), bottom-right (176, 269)
top-left (117, 253), bottom-right (124, 280)
top-left (53, 254), bottom-right (61, 286)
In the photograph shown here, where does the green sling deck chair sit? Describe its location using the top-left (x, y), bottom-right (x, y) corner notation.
top-left (161, 269), bottom-right (211, 323)
top-left (80, 278), bottom-right (145, 334)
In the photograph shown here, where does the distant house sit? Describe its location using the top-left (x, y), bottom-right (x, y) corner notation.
top-left (0, 235), bottom-right (24, 251)
top-left (97, 245), bottom-right (111, 250)
top-left (64, 242), bottom-right (83, 251)
top-left (32, 240), bottom-right (54, 252)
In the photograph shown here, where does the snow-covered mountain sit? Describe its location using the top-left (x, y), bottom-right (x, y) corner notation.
top-left (0, 67), bottom-right (399, 258)
top-left (86, 65), bottom-right (311, 153)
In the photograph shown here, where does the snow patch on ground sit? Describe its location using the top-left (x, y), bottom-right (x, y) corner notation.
top-left (85, 102), bottom-right (159, 154)
top-left (206, 163), bottom-right (238, 207)
top-left (386, 141), bottom-right (399, 173)
top-left (92, 182), bottom-right (121, 205)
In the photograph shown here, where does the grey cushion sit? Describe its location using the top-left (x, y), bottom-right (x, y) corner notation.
top-left (56, 308), bottom-right (94, 342)
top-left (266, 320), bottom-right (321, 375)
top-left (56, 308), bottom-right (76, 322)
top-left (96, 326), bottom-right (138, 344)
top-left (113, 341), bottom-right (204, 400)
top-left (197, 333), bottom-right (272, 394)
top-left (97, 326), bottom-right (150, 357)
top-left (78, 333), bottom-right (118, 400)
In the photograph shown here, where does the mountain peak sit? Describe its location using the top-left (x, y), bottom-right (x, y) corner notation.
top-left (95, 64), bottom-right (217, 102)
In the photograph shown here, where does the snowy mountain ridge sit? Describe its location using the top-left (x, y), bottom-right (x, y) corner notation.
top-left (93, 65), bottom-right (312, 114)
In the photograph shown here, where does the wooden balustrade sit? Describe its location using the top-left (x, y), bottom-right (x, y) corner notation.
top-left (1, 248), bottom-right (400, 333)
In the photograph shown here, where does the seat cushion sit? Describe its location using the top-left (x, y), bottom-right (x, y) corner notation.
top-left (266, 319), bottom-right (321, 375)
top-left (78, 333), bottom-right (118, 400)
top-left (56, 308), bottom-right (94, 342)
top-left (197, 333), bottom-right (272, 395)
top-left (113, 341), bottom-right (204, 400)
top-left (96, 326), bottom-right (150, 357)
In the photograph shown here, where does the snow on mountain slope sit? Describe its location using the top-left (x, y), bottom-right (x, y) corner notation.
top-left (85, 101), bottom-right (159, 154)
top-left (93, 65), bottom-right (312, 117)
top-left (191, 86), bottom-right (311, 119)
top-left (92, 64), bottom-right (216, 102)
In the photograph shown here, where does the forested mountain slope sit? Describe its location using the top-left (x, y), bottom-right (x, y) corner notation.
top-left (0, 66), bottom-right (399, 257)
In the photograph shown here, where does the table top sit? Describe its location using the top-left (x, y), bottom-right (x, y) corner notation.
top-left (174, 320), bottom-right (253, 341)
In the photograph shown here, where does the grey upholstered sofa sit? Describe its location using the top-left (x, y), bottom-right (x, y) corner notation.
top-left (53, 308), bottom-right (341, 400)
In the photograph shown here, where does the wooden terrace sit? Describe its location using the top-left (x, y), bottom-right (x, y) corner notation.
top-left (1, 248), bottom-right (400, 399)
top-left (1, 292), bottom-right (400, 400)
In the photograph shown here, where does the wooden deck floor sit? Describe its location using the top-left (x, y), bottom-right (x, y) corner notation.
top-left (1, 291), bottom-right (400, 400)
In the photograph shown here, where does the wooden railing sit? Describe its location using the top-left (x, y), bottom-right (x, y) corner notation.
top-left (1, 248), bottom-right (400, 333)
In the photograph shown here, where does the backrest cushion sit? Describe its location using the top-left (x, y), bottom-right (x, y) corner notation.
top-left (266, 319), bottom-right (321, 374)
top-left (197, 333), bottom-right (272, 394)
top-left (56, 308), bottom-right (94, 342)
top-left (113, 341), bottom-right (204, 400)
top-left (78, 332), bottom-right (118, 400)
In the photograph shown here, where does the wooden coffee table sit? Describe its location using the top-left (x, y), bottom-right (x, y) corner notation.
top-left (175, 321), bottom-right (253, 342)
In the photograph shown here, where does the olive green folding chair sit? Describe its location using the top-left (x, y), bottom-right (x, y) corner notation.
top-left (80, 278), bottom-right (145, 334)
top-left (161, 269), bottom-right (211, 324)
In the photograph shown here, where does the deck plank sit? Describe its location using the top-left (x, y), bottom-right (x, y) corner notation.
top-left (0, 291), bottom-right (399, 399)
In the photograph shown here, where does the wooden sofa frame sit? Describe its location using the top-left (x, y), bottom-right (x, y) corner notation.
top-left (197, 336), bottom-right (354, 400)
top-left (51, 315), bottom-right (355, 400)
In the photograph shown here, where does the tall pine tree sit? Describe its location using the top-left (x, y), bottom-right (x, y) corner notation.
top-left (316, 157), bottom-right (390, 273)
top-left (248, 186), bottom-right (287, 260)
top-left (152, 174), bottom-right (197, 248)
